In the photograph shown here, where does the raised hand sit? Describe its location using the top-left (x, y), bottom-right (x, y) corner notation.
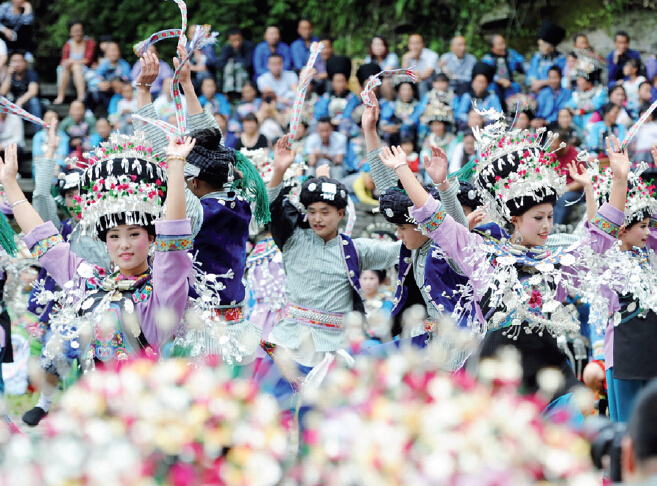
top-left (46, 119), bottom-right (61, 152)
top-left (378, 145), bottom-right (407, 170)
top-left (361, 91), bottom-right (380, 133)
top-left (424, 144), bottom-right (449, 185)
top-left (467, 208), bottom-right (485, 231)
top-left (316, 164), bottom-right (331, 178)
top-left (273, 135), bottom-right (297, 173)
top-left (174, 46), bottom-right (192, 86)
top-left (605, 135), bottom-right (630, 181)
top-left (0, 144), bottom-right (19, 185)
top-left (135, 50), bottom-right (160, 88)
top-left (166, 136), bottom-right (196, 160)
top-left (567, 161), bottom-right (592, 187)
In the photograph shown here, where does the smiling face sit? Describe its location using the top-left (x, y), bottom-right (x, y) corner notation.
top-left (307, 202), bottom-right (343, 241)
top-left (396, 223), bottom-right (429, 250)
top-left (512, 203), bottom-right (554, 247)
top-left (105, 225), bottom-right (154, 276)
top-left (620, 218), bottom-right (651, 250)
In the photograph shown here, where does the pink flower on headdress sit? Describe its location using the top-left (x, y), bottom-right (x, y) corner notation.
top-left (495, 176), bottom-right (501, 181)
top-left (131, 175), bottom-right (137, 182)
top-left (528, 289), bottom-right (542, 309)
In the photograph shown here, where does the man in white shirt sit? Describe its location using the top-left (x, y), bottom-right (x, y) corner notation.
top-left (256, 54), bottom-right (298, 107)
top-left (402, 33), bottom-right (439, 96)
top-left (305, 116), bottom-right (347, 179)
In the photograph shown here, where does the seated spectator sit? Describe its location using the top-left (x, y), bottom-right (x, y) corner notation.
top-left (345, 106), bottom-right (367, 173)
top-left (400, 134), bottom-right (420, 175)
top-left (314, 56), bottom-right (358, 136)
top-left (214, 113), bottom-right (237, 148)
top-left (623, 58), bottom-right (647, 113)
top-left (94, 34), bottom-right (113, 67)
top-left (547, 108), bottom-right (583, 147)
top-left (32, 110), bottom-right (69, 170)
top-left (89, 117), bottom-right (111, 148)
top-left (187, 24), bottom-right (217, 90)
top-left (590, 85), bottom-right (633, 128)
top-left (629, 101), bottom-right (657, 166)
top-left (586, 102), bottom-right (626, 154)
top-left (129, 44), bottom-right (173, 98)
top-left (414, 73), bottom-right (458, 130)
top-left (107, 78), bottom-right (127, 115)
top-left (533, 66), bottom-right (572, 128)
top-left (401, 33), bottom-right (438, 96)
top-left (313, 34), bottom-right (334, 94)
top-left (351, 164), bottom-right (379, 206)
top-left (448, 128), bottom-right (476, 174)
top-left (481, 34), bottom-right (524, 107)
top-left (526, 20), bottom-right (567, 93)
top-left (256, 54), bottom-right (298, 107)
top-left (54, 20), bottom-right (95, 105)
top-left (562, 51), bottom-right (578, 90)
top-left (515, 109), bottom-right (533, 131)
top-left (288, 116), bottom-right (310, 164)
top-left (198, 77), bottom-right (231, 117)
top-left (291, 19), bottom-right (318, 71)
top-left (218, 27), bottom-right (254, 97)
top-left (59, 100), bottom-right (96, 157)
top-left (456, 62), bottom-right (502, 124)
top-left (380, 77), bottom-right (419, 145)
top-left (607, 30), bottom-right (642, 89)
top-left (364, 35), bottom-right (399, 71)
top-left (420, 102), bottom-right (455, 161)
top-left (152, 77), bottom-right (186, 121)
top-left (638, 81), bottom-right (653, 110)
top-left (232, 80), bottom-right (261, 126)
top-left (0, 0), bottom-right (32, 54)
top-left (305, 116), bottom-right (347, 179)
top-left (86, 41), bottom-right (131, 111)
top-left (256, 89), bottom-right (285, 142)
top-left (0, 50), bottom-right (39, 119)
top-left (439, 35), bottom-right (476, 96)
top-left (565, 51), bottom-right (607, 132)
top-left (115, 82), bottom-right (137, 131)
top-left (234, 113), bottom-right (268, 150)
top-left (253, 25), bottom-right (291, 80)
top-left (573, 33), bottom-right (590, 50)
top-left (551, 129), bottom-right (583, 226)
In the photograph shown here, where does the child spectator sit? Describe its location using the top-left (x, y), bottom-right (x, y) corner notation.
top-left (89, 117), bottom-right (111, 148)
top-left (198, 77), bottom-right (231, 117)
top-left (59, 100), bottom-right (96, 157)
top-left (622, 58), bottom-right (647, 113)
top-left (54, 20), bottom-right (95, 104)
top-left (400, 134), bottom-right (420, 176)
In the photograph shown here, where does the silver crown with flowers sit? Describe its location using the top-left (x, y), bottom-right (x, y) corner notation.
top-left (472, 105), bottom-right (567, 224)
top-left (67, 132), bottom-right (168, 239)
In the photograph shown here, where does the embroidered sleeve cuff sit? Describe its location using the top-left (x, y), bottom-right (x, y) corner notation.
top-left (155, 234), bottom-right (193, 252)
top-left (590, 212), bottom-right (621, 238)
top-left (598, 202), bottom-right (625, 226)
top-left (410, 194), bottom-right (441, 222)
top-left (30, 234), bottom-right (64, 259)
top-left (24, 221), bottom-right (60, 253)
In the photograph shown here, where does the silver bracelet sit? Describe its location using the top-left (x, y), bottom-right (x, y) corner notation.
top-left (134, 83), bottom-right (152, 87)
top-left (11, 199), bottom-right (27, 208)
top-left (393, 161), bottom-right (408, 171)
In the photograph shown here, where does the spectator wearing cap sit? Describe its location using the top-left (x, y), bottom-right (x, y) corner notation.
top-left (455, 62), bottom-right (502, 123)
top-left (87, 41), bottom-right (131, 111)
top-left (526, 20), bottom-right (567, 93)
top-left (607, 30), bottom-right (643, 89)
top-left (314, 55), bottom-right (358, 136)
top-left (534, 66), bottom-right (572, 128)
top-left (438, 35), bottom-right (476, 95)
top-left (401, 33), bottom-right (439, 96)
top-left (0, 50), bottom-right (39, 119)
top-left (256, 53), bottom-right (298, 108)
top-left (305, 116), bottom-right (348, 179)
top-left (253, 25), bottom-right (291, 80)
top-left (218, 28), bottom-right (254, 97)
top-left (129, 44), bottom-right (173, 98)
top-left (291, 19), bottom-right (318, 71)
top-left (481, 34), bottom-right (525, 107)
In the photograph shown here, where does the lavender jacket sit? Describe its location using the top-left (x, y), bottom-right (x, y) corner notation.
top-left (409, 196), bottom-right (623, 327)
top-left (24, 219), bottom-right (193, 347)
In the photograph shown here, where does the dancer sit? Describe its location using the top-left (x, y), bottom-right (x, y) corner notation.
top-left (376, 115), bottom-right (629, 398)
top-left (0, 132), bottom-right (194, 373)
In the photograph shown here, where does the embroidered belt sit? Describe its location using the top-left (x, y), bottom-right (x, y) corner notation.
top-left (285, 303), bottom-right (345, 330)
top-left (211, 306), bottom-right (244, 323)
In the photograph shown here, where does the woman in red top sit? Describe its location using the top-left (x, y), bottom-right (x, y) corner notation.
top-left (53, 20), bottom-right (96, 105)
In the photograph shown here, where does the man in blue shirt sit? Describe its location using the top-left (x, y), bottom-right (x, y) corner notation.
top-left (526, 20), bottom-right (566, 94)
top-left (607, 30), bottom-right (643, 89)
top-left (290, 19), bottom-right (318, 72)
top-left (252, 25), bottom-right (291, 80)
top-left (533, 66), bottom-right (572, 128)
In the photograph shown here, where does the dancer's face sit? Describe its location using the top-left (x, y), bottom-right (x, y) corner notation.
top-left (307, 202), bottom-right (343, 242)
top-left (513, 203), bottom-right (554, 247)
top-left (620, 218), bottom-right (650, 249)
top-left (106, 225), bottom-right (154, 276)
top-left (360, 270), bottom-right (381, 297)
top-left (396, 223), bottom-right (429, 250)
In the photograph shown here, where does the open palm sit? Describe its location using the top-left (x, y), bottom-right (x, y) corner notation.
top-left (424, 145), bottom-right (449, 184)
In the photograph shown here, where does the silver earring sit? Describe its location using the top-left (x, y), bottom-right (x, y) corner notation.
top-left (148, 243), bottom-right (155, 257)
top-left (513, 232), bottom-right (523, 245)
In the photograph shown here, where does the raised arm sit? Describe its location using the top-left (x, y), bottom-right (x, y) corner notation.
top-left (176, 46), bottom-right (203, 116)
top-left (135, 51), bottom-right (159, 109)
top-left (567, 160), bottom-right (596, 222)
top-left (32, 121), bottom-right (61, 228)
top-left (362, 91), bottom-right (397, 192)
top-left (606, 135), bottom-right (629, 213)
top-left (164, 136), bottom-right (196, 221)
top-left (423, 144), bottom-right (468, 228)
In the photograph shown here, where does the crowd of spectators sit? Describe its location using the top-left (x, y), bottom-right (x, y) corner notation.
top-left (0, 2), bottom-right (656, 225)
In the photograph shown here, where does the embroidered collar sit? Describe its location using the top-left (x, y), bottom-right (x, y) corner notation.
top-left (102, 269), bottom-right (152, 293)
